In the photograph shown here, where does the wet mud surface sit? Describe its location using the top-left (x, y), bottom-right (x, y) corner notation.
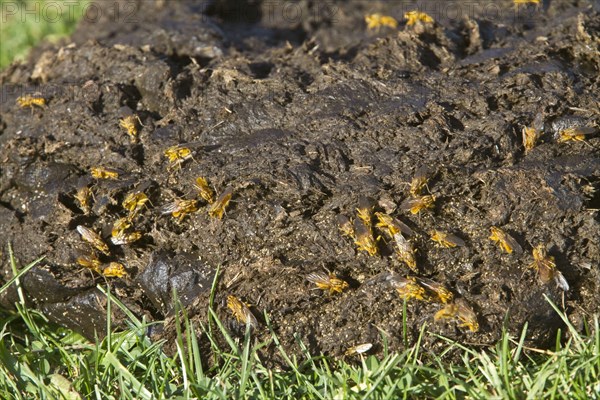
top-left (1, 0), bottom-right (599, 363)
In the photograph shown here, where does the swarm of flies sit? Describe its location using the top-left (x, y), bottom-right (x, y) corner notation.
top-left (73, 178), bottom-right (154, 278)
top-left (160, 177), bottom-right (233, 222)
top-left (337, 165), bottom-right (453, 274)
top-left (330, 156), bottom-right (574, 336)
top-left (61, 106), bottom-right (590, 344)
top-left (67, 142), bottom-right (235, 281)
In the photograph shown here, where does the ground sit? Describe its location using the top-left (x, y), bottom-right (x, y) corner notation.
top-left (0, 0), bottom-right (599, 365)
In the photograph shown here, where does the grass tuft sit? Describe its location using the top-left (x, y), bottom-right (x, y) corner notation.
top-left (0, 0), bottom-right (88, 69)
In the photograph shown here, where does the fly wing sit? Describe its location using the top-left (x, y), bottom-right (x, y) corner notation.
top-left (391, 216), bottom-right (414, 236)
top-left (161, 201), bottom-right (180, 215)
top-left (307, 272), bottom-right (329, 285)
top-left (445, 233), bottom-right (466, 247)
top-left (399, 197), bottom-right (418, 211)
top-left (554, 271), bottom-right (569, 292)
top-left (504, 233), bottom-right (523, 255)
top-left (393, 232), bottom-right (411, 253)
top-left (385, 273), bottom-right (411, 290)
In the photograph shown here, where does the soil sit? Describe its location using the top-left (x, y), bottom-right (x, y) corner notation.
top-left (1, 0), bottom-right (599, 364)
